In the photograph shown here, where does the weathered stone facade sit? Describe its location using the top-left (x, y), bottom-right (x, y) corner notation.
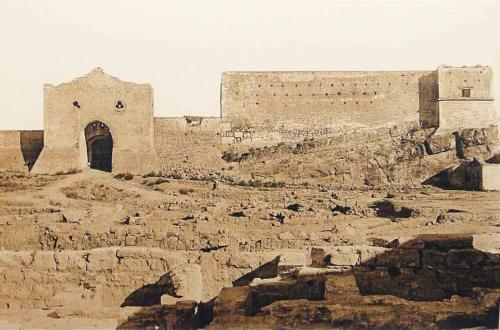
top-left (31, 68), bottom-right (159, 174)
top-left (221, 65), bottom-right (497, 144)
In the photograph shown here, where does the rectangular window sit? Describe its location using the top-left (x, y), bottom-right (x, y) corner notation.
top-left (462, 88), bottom-right (471, 97)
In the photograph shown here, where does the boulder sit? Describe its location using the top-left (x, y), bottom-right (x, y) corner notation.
top-left (159, 264), bottom-right (203, 304)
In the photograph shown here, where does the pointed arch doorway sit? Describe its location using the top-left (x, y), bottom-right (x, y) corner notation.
top-left (84, 121), bottom-right (113, 172)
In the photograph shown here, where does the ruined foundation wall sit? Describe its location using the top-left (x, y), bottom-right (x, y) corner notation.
top-left (221, 71), bottom-right (432, 137)
top-left (0, 247), bottom-right (293, 309)
top-left (154, 117), bottom-right (223, 172)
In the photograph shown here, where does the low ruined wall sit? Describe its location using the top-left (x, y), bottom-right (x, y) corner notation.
top-left (154, 117), bottom-right (224, 172)
top-left (0, 247), bottom-right (295, 309)
top-left (0, 131), bottom-right (29, 172)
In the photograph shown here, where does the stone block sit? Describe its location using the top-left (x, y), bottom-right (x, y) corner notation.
top-left (326, 250), bottom-right (360, 267)
top-left (31, 252), bottom-right (56, 271)
top-left (277, 252), bottom-right (308, 274)
top-left (422, 235), bottom-right (473, 251)
top-left (357, 246), bottom-right (389, 264)
top-left (54, 251), bottom-right (86, 271)
top-left (422, 250), bottom-right (446, 268)
top-left (446, 249), bottom-right (487, 269)
top-left (158, 264), bottom-right (202, 303)
top-left (324, 274), bottom-right (361, 301)
top-left (310, 247), bottom-right (327, 267)
top-left (86, 248), bottom-right (118, 271)
top-left (213, 286), bottom-right (250, 317)
top-left (62, 209), bottom-right (87, 224)
top-left (116, 248), bottom-right (150, 259)
top-left (228, 253), bottom-right (260, 269)
top-left (375, 249), bottom-right (419, 268)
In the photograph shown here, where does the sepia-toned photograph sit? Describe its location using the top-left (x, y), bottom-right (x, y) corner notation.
top-left (0, 0), bottom-right (499, 328)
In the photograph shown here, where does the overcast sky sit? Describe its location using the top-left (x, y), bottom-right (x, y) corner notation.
top-left (0, 0), bottom-right (499, 129)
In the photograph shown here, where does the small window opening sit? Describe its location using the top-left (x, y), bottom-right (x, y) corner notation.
top-left (462, 89), bottom-right (471, 97)
top-left (337, 92), bottom-right (341, 96)
top-left (115, 100), bottom-right (125, 109)
top-left (73, 101), bottom-right (80, 108)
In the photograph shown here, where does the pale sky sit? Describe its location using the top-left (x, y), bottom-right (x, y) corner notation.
top-left (0, 0), bottom-right (499, 130)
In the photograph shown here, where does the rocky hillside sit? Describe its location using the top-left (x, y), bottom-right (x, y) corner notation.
top-left (222, 125), bottom-right (499, 187)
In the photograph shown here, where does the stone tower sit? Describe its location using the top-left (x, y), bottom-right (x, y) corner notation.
top-left (436, 65), bottom-right (497, 130)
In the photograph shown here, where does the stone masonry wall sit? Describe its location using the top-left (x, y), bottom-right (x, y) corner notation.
top-left (0, 131), bottom-right (30, 173)
top-left (154, 117), bottom-right (223, 172)
top-left (221, 71), bottom-right (433, 131)
top-left (0, 247), bottom-right (300, 309)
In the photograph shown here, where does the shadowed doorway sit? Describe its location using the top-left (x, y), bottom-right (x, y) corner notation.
top-left (84, 121), bottom-right (113, 172)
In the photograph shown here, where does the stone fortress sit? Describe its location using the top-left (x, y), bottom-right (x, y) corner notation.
top-left (0, 65), bottom-right (498, 175)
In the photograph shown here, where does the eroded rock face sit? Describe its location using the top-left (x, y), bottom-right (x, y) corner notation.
top-left (222, 126), bottom-right (499, 187)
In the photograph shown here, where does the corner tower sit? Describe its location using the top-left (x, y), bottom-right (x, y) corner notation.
top-left (437, 65), bottom-right (497, 130)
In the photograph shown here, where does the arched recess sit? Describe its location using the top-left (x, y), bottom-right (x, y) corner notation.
top-left (84, 121), bottom-right (113, 172)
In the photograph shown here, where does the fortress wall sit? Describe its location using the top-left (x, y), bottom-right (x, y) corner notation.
top-left (0, 131), bottom-right (28, 172)
top-left (154, 117), bottom-right (223, 171)
top-left (221, 71), bottom-right (433, 132)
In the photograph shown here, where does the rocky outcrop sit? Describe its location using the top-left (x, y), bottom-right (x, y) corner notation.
top-left (222, 125), bottom-right (499, 187)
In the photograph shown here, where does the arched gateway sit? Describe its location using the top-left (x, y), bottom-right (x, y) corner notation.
top-left (30, 68), bottom-right (159, 174)
top-left (84, 121), bottom-right (113, 172)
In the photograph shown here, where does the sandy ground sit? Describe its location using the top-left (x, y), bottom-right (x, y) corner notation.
top-left (0, 169), bottom-right (499, 328)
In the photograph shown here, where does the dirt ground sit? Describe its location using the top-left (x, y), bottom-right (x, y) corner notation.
top-left (0, 169), bottom-right (499, 328)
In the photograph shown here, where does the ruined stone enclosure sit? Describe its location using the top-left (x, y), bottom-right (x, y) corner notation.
top-left (31, 68), bottom-right (159, 174)
top-left (0, 65), bottom-right (499, 329)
